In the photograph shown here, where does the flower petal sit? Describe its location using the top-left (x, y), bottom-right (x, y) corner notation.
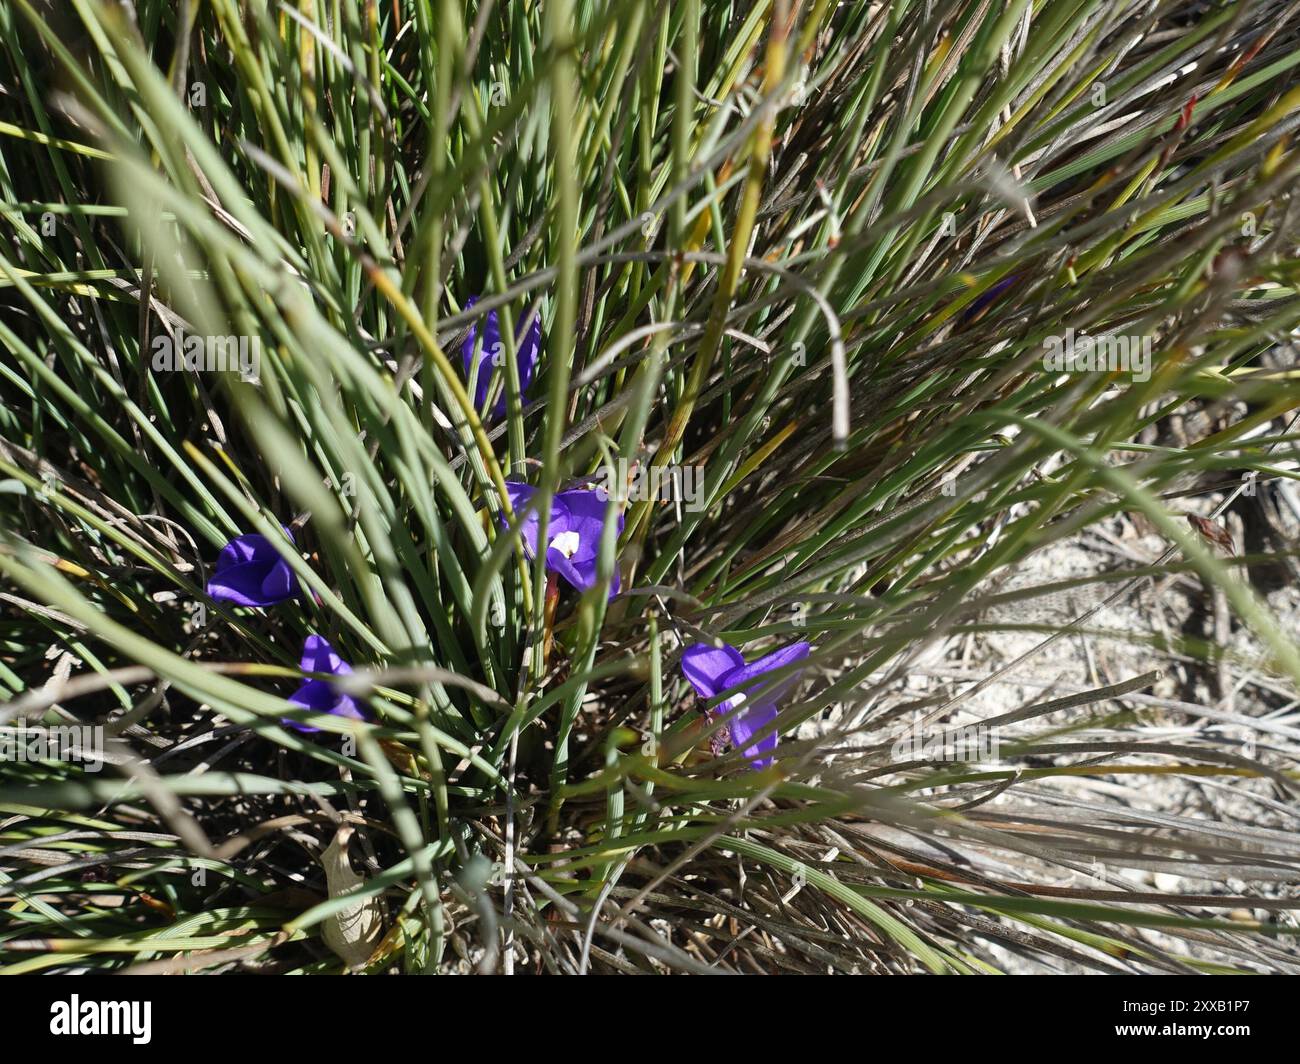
top-left (515, 309), bottom-right (542, 395)
top-left (545, 549), bottom-right (622, 599)
top-left (258, 558), bottom-right (299, 604)
top-left (546, 545), bottom-right (595, 594)
top-left (959, 273), bottom-right (1020, 327)
top-left (462, 296), bottom-right (544, 417)
top-left (724, 641), bottom-right (811, 698)
top-left (711, 641), bottom-right (810, 766)
top-left (288, 678), bottom-right (339, 713)
top-left (283, 682), bottom-right (365, 734)
top-left (681, 643), bottom-right (745, 700)
top-left (330, 694), bottom-right (365, 722)
top-left (492, 307), bottom-right (543, 418)
top-left (727, 699), bottom-right (779, 770)
top-left (283, 679), bottom-right (334, 733)
top-left (284, 636), bottom-right (364, 734)
top-left (300, 634), bottom-right (351, 677)
top-left (207, 531), bottom-right (299, 606)
top-left (554, 487), bottom-right (622, 563)
top-left (215, 532), bottom-right (270, 568)
top-left (502, 481), bottom-right (542, 557)
top-left (207, 557), bottom-right (299, 607)
top-left (207, 560), bottom-right (275, 606)
top-left (461, 297), bottom-right (505, 411)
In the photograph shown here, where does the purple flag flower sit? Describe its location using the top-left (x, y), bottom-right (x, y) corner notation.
top-left (206, 530), bottom-right (300, 607)
top-left (958, 273), bottom-right (1020, 327)
top-left (502, 481), bottom-right (624, 597)
top-left (680, 641), bottom-right (812, 769)
top-left (461, 296), bottom-right (542, 417)
top-left (284, 634), bottom-right (367, 733)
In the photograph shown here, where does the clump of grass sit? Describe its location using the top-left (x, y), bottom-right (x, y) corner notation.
top-left (2, 0), bottom-right (1300, 974)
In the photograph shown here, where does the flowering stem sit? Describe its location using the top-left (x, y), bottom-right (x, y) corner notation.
top-left (542, 571), bottom-right (559, 669)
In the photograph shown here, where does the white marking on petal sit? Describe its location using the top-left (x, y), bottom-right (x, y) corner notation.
top-left (549, 530), bottom-right (582, 558)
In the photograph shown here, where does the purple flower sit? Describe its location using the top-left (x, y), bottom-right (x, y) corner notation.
top-left (284, 635), bottom-right (367, 733)
top-left (959, 273), bottom-right (1020, 327)
top-left (461, 296), bottom-right (542, 417)
top-left (206, 531), bottom-right (300, 607)
top-left (502, 481), bottom-right (624, 597)
top-left (681, 641), bottom-right (811, 769)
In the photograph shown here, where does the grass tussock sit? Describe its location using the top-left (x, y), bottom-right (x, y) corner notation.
top-left (2, 0), bottom-right (1300, 973)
